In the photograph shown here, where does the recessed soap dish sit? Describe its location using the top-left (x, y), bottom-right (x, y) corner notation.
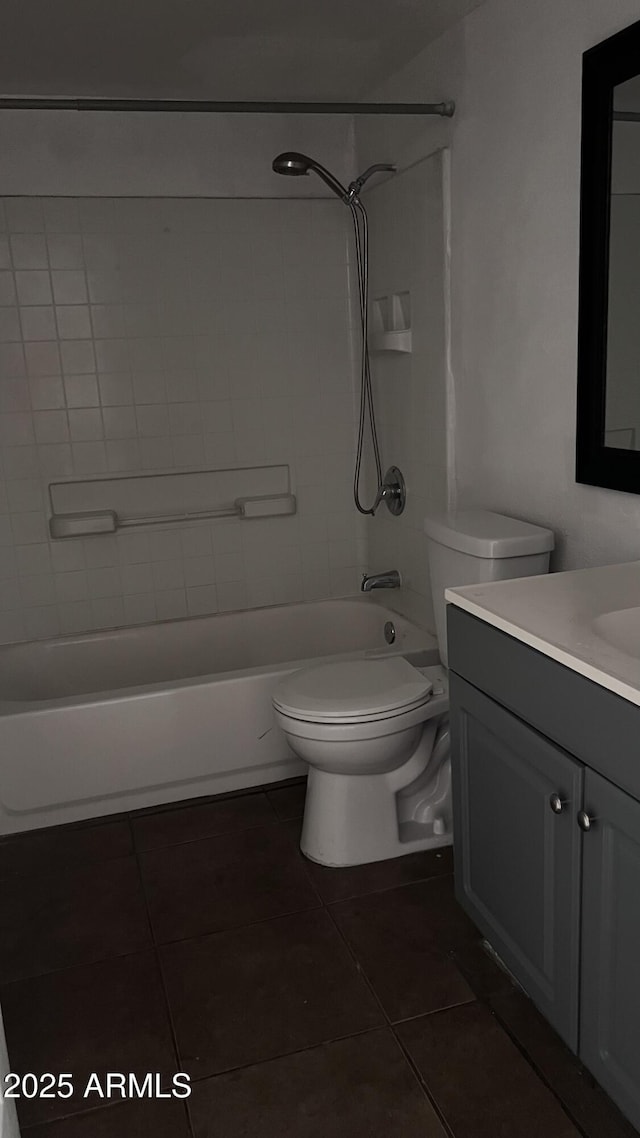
top-left (370, 329), bottom-right (412, 353)
top-left (370, 291), bottom-right (412, 354)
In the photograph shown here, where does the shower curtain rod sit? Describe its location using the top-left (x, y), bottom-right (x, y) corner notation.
top-left (0, 97), bottom-right (455, 116)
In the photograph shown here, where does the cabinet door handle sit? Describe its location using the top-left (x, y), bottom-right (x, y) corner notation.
top-left (577, 810), bottom-right (595, 832)
top-left (549, 793), bottom-right (566, 814)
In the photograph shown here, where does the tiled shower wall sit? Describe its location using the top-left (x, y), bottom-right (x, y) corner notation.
top-left (364, 153), bottom-right (448, 630)
top-left (0, 195), bottom-right (363, 644)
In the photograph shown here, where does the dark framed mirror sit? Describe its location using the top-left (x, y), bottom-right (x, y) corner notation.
top-left (576, 17), bottom-right (640, 493)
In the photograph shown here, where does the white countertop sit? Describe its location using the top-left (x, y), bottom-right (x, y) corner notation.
top-left (445, 561), bottom-right (640, 707)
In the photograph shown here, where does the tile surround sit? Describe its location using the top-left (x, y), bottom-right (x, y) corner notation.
top-left (0, 197), bottom-right (364, 644)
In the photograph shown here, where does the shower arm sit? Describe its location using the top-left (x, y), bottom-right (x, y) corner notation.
top-left (296, 159), bottom-right (396, 203)
top-left (347, 163), bottom-right (396, 200)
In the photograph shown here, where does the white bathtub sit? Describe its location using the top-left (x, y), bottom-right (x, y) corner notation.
top-left (0, 598), bottom-right (437, 833)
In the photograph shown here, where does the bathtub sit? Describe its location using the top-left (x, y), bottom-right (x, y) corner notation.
top-left (0, 598), bottom-right (437, 834)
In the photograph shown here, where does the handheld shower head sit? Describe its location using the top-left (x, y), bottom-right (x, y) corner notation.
top-left (272, 152), bottom-right (348, 201)
top-left (272, 152), bottom-right (313, 176)
top-left (271, 149), bottom-right (396, 515)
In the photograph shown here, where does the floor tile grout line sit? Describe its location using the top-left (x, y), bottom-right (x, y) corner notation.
top-left (0, 942), bottom-right (153, 992)
top-left (131, 853), bottom-right (197, 1138)
top-left (132, 814), bottom-right (283, 856)
top-left (178, 1023), bottom-right (397, 1085)
top-left (0, 845), bottom-right (136, 885)
top-left (387, 992), bottom-right (479, 1030)
top-left (0, 897), bottom-right (331, 992)
top-left (283, 824), bottom-right (325, 906)
top-left (295, 854), bottom-right (454, 907)
top-left (133, 811), bottom-right (324, 946)
top-left (321, 891), bottom-right (457, 1138)
top-left (0, 814), bottom-right (289, 883)
top-left (19, 1092), bottom-right (192, 1135)
top-left (389, 1027), bottom-right (457, 1138)
top-left (125, 811), bottom-right (136, 852)
top-left (320, 898), bottom-right (391, 1025)
top-left (141, 896), bottom-right (325, 954)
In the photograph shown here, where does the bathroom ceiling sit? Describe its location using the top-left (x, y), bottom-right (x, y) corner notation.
top-left (0, 0), bottom-right (484, 101)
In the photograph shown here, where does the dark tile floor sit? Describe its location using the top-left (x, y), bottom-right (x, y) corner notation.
top-left (0, 778), bottom-right (636, 1137)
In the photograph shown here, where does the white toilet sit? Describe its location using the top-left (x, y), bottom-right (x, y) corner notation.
top-left (273, 510), bottom-right (554, 867)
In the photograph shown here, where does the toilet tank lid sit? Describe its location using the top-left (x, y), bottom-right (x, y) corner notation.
top-left (423, 510), bottom-right (555, 558)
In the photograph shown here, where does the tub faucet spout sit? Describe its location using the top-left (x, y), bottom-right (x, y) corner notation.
top-left (361, 570), bottom-right (401, 592)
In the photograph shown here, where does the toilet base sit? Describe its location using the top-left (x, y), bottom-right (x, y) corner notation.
top-left (300, 717), bottom-right (452, 867)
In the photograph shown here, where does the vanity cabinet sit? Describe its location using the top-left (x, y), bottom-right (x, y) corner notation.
top-left (580, 770), bottom-right (640, 1128)
top-left (451, 677), bottom-right (582, 1050)
top-left (448, 606), bottom-right (640, 1131)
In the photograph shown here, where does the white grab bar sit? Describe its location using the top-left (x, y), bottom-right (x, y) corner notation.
top-left (49, 493), bottom-right (296, 539)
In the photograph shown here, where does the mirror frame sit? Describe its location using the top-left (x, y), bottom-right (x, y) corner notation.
top-left (576, 17), bottom-right (640, 493)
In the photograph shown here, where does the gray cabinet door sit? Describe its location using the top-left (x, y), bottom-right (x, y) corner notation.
top-left (450, 675), bottom-right (583, 1049)
top-left (580, 768), bottom-right (640, 1130)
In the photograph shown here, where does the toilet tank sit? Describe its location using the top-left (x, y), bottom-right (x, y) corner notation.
top-left (424, 510), bottom-right (554, 666)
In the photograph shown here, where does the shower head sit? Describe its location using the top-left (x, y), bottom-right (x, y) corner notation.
top-left (272, 152), bottom-right (313, 176)
top-left (272, 151), bottom-right (349, 201)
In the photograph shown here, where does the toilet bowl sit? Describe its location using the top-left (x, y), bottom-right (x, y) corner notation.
top-left (273, 657), bottom-right (451, 866)
top-left (273, 509), bottom-right (555, 867)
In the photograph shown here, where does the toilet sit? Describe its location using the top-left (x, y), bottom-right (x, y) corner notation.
top-left (273, 510), bottom-right (554, 867)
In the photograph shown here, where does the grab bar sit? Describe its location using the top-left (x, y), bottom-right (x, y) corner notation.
top-left (122, 505), bottom-right (239, 528)
top-left (49, 493), bottom-right (296, 538)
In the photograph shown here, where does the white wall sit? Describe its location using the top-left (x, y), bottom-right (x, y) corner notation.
top-left (361, 0), bottom-right (640, 572)
top-left (0, 111), bottom-right (355, 197)
top-left (0, 194), bottom-right (362, 643)
top-left (363, 153), bottom-right (448, 628)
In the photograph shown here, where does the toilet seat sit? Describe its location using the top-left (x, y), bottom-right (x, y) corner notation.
top-left (273, 657), bottom-right (433, 725)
